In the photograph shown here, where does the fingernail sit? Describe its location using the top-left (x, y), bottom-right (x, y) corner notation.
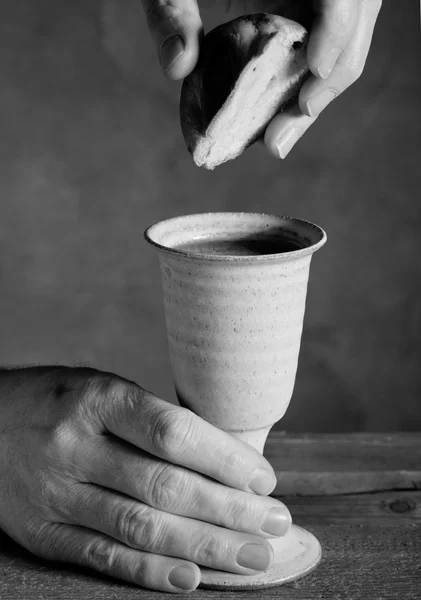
top-left (276, 128), bottom-right (301, 159)
top-left (249, 469), bottom-right (277, 495)
top-left (317, 48), bottom-right (341, 79)
top-left (160, 34), bottom-right (185, 74)
top-left (168, 566), bottom-right (197, 590)
top-left (306, 89), bottom-right (337, 118)
top-left (237, 543), bottom-right (272, 571)
top-left (261, 507), bottom-right (291, 537)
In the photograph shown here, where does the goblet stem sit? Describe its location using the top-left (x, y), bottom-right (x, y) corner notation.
top-left (229, 426), bottom-right (272, 455)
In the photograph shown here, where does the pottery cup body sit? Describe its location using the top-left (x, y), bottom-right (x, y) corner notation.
top-left (145, 212), bottom-right (326, 452)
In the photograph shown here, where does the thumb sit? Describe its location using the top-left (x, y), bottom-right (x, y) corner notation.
top-left (142, 0), bottom-right (203, 80)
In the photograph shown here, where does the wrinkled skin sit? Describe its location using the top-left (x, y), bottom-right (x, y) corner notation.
top-left (0, 366), bottom-right (291, 593)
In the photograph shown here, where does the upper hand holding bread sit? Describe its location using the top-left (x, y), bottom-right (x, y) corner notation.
top-left (142, 0), bottom-right (382, 163)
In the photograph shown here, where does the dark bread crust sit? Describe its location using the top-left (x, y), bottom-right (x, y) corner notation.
top-left (180, 13), bottom-right (309, 165)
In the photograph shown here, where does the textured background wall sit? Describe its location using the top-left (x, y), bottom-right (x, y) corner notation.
top-left (0, 0), bottom-right (420, 432)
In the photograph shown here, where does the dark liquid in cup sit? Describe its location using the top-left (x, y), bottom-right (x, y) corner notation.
top-left (175, 236), bottom-right (303, 256)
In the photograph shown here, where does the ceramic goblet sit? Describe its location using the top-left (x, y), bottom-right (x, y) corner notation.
top-left (145, 212), bottom-right (326, 590)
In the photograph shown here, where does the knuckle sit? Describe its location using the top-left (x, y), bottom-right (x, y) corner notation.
top-left (226, 494), bottom-right (251, 531)
top-left (324, 24), bottom-right (347, 45)
top-left (30, 469), bottom-right (59, 519)
top-left (85, 373), bottom-right (125, 404)
top-left (84, 373), bottom-right (146, 424)
top-left (148, 464), bottom-right (188, 512)
top-left (23, 521), bottom-right (47, 556)
top-left (43, 426), bottom-right (84, 480)
top-left (77, 373), bottom-right (115, 418)
top-left (333, 58), bottom-right (365, 94)
top-left (195, 532), bottom-right (221, 565)
top-left (42, 423), bottom-right (80, 479)
top-left (84, 537), bottom-right (117, 573)
top-left (345, 59), bottom-right (365, 83)
top-left (115, 503), bottom-right (161, 552)
top-left (24, 521), bottom-right (60, 560)
top-left (324, 14), bottom-right (350, 41)
top-left (145, 0), bottom-right (179, 31)
top-left (149, 408), bottom-right (197, 459)
top-left (217, 449), bottom-right (243, 479)
top-left (320, 0), bottom-right (358, 42)
top-left (47, 422), bottom-right (76, 456)
top-left (131, 554), bottom-right (150, 586)
top-left (334, 1), bottom-right (355, 27)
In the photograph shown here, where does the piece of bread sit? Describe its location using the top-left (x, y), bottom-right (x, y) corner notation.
top-left (180, 13), bottom-right (309, 170)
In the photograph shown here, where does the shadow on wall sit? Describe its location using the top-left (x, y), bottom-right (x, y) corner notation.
top-left (0, 0), bottom-right (420, 432)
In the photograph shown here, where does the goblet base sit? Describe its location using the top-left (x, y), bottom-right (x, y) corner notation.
top-left (199, 524), bottom-right (321, 591)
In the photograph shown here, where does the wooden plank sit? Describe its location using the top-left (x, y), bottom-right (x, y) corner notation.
top-left (0, 491), bottom-right (420, 599)
top-left (1, 434), bottom-right (420, 597)
top-left (265, 432), bottom-right (421, 495)
top-left (279, 490), bottom-right (421, 526)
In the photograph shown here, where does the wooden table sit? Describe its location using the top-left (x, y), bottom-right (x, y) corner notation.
top-left (1, 433), bottom-right (420, 598)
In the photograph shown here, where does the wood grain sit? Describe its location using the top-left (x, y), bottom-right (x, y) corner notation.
top-left (265, 432), bottom-right (421, 495)
top-left (1, 433), bottom-right (420, 598)
top-left (282, 490), bottom-right (421, 526)
top-left (0, 491), bottom-right (419, 599)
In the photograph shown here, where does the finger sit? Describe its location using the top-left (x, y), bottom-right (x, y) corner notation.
top-left (81, 436), bottom-right (291, 539)
top-left (265, 0), bottom-right (382, 159)
top-left (59, 483), bottom-right (275, 575)
top-left (308, 0), bottom-right (359, 79)
top-left (301, 0), bottom-right (383, 117)
top-left (33, 522), bottom-right (201, 593)
top-left (264, 104), bottom-right (317, 159)
top-left (88, 376), bottom-right (277, 495)
top-left (141, 0), bottom-right (203, 79)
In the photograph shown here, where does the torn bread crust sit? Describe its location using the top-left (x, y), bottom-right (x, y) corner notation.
top-left (180, 14), bottom-right (309, 170)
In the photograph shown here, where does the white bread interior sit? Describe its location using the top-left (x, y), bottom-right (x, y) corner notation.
top-left (185, 16), bottom-right (308, 170)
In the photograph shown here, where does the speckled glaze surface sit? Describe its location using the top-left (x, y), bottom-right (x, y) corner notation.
top-left (199, 524), bottom-right (322, 590)
top-left (145, 213), bottom-right (326, 589)
top-left (145, 212), bottom-right (326, 453)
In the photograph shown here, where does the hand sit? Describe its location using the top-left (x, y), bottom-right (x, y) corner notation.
top-left (142, 0), bottom-right (382, 159)
top-left (0, 366), bottom-right (290, 593)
